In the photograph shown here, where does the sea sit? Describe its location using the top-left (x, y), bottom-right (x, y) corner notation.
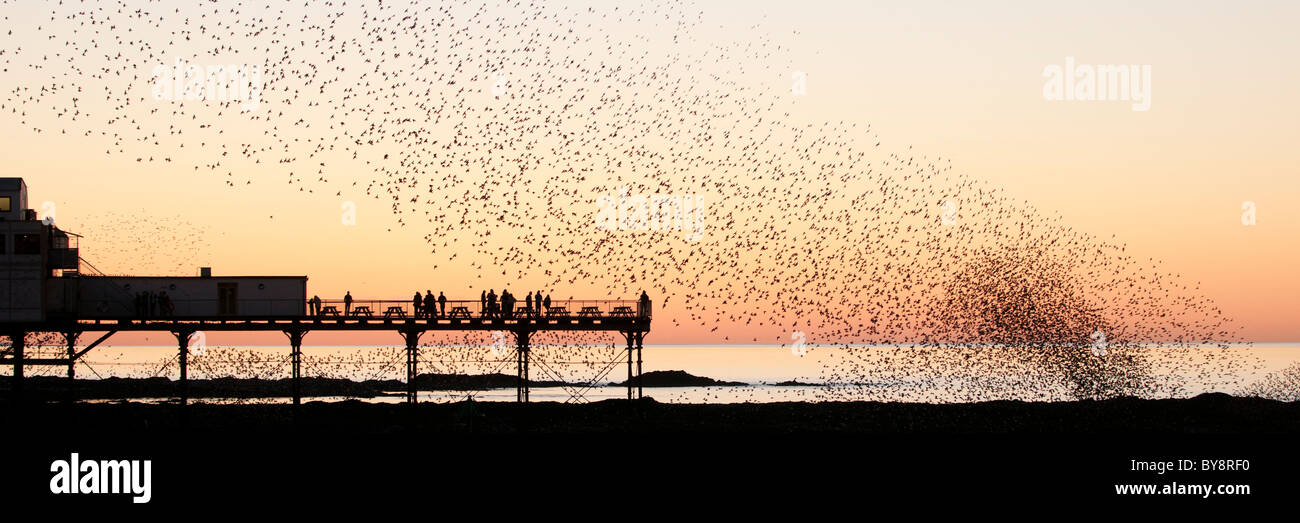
top-left (12, 343), bottom-right (1299, 404)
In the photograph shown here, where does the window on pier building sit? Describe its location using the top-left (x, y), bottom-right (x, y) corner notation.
top-left (0, 196), bottom-right (9, 213)
top-left (14, 233), bottom-right (40, 255)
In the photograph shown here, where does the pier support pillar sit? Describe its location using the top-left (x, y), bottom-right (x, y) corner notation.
top-left (515, 330), bottom-right (530, 403)
top-left (401, 329), bottom-right (423, 404)
top-left (63, 331), bottom-right (80, 403)
top-left (173, 330), bottom-right (193, 405)
top-left (8, 332), bottom-right (24, 401)
top-left (635, 331), bottom-right (645, 400)
top-left (283, 329), bottom-right (308, 406)
top-left (625, 331), bottom-right (635, 400)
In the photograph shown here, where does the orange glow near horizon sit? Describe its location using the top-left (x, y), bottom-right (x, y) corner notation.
top-left (1, 1), bottom-right (1296, 345)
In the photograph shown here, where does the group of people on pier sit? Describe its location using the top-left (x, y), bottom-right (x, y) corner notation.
top-left (412, 290), bottom-right (448, 318)
top-left (479, 289), bottom-right (551, 319)
top-left (302, 290), bottom-right (651, 319)
top-left (134, 291), bottom-right (174, 317)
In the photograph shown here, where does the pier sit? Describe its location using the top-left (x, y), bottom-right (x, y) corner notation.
top-left (0, 178), bottom-right (651, 405)
top-left (2, 298), bottom-right (651, 405)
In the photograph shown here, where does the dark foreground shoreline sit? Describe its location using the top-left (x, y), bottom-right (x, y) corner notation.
top-left (1, 369), bottom-right (746, 400)
top-left (6, 393), bottom-right (1296, 509)
top-left (6, 392), bottom-right (1298, 434)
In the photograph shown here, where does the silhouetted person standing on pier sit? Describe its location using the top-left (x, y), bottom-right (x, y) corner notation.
top-left (310, 295), bottom-right (321, 316)
top-left (438, 292), bottom-right (447, 316)
top-left (412, 291), bottom-right (423, 318)
top-left (344, 291), bottom-right (353, 316)
top-left (526, 292), bottom-right (534, 317)
top-left (543, 294), bottom-right (551, 315)
top-left (639, 290), bottom-right (651, 317)
top-left (424, 290), bottom-right (435, 318)
top-left (481, 290), bottom-right (487, 317)
top-left (502, 289), bottom-right (514, 319)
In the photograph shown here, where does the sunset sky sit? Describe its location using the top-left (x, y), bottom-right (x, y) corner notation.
top-left (1, 0), bottom-right (1296, 344)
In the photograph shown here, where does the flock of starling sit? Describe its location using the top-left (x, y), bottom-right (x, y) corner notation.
top-left (1, 0), bottom-right (1271, 401)
top-left (59, 211), bottom-right (217, 276)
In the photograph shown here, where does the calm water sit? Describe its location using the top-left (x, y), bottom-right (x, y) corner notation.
top-left (14, 343), bottom-right (1300, 404)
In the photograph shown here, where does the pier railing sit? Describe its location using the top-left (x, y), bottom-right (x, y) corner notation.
top-left (306, 298), bottom-right (647, 320)
top-left (72, 298), bottom-right (649, 321)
